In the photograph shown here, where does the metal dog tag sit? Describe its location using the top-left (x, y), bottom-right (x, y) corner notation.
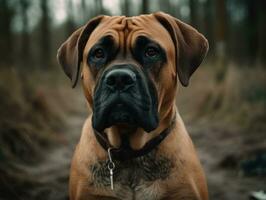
top-left (107, 148), bottom-right (115, 190)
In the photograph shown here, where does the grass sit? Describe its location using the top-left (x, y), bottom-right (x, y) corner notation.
top-left (0, 67), bottom-right (72, 198)
top-left (178, 62), bottom-right (266, 131)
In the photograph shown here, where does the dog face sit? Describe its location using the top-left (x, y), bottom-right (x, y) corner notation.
top-left (57, 12), bottom-right (208, 135)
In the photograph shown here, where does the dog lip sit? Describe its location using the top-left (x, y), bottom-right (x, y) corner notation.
top-left (94, 93), bottom-right (150, 111)
top-left (92, 99), bottom-right (158, 132)
top-left (108, 104), bottom-right (137, 126)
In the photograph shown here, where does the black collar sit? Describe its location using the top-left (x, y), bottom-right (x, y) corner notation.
top-left (93, 119), bottom-right (175, 161)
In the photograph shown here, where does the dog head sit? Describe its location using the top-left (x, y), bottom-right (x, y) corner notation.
top-left (57, 12), bottom-right (208, 148)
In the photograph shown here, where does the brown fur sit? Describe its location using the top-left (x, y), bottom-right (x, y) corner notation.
top-left (57, 12), bottom-right (209, 200)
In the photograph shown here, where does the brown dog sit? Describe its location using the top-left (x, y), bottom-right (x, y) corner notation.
top-left (57, 12), bottom-right (209, 200)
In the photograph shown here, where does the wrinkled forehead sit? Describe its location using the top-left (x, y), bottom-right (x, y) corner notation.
top-left (84, 14), bottom-right (173, 52)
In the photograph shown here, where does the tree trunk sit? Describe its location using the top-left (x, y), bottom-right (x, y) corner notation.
top-left (40, 0), bottom-right (51, 69)
top-left (142, 0), bottom-right (148, 14)
top-left (257, 0), bottom-right (266, 66)
top-left (81, 0), bottom-right (87, 22)
top-left (159, 0), bottom-right (174, 16)
top-left (0, 0), bottom-right (14, 66)
top-left (214, 0), bottom-right (227, 82)
top-left (203, 0), bottom-right (214, 58)
top-left (20, 0), bottom-right (30, 68)
top-left (215, 0), bottom-right (226, 56)
top-left (66, 0), bottom-right (75, 35)
top-left (96, 0), bottom-right (103, 14)
top-left (189, 0), bottom-right (198, 28)
top-left (205, 0), bottom-right (228, 113)
top-left (124, 0), bottom-right (130, 16)
top-left (246, 0), bottom-right (258, 64)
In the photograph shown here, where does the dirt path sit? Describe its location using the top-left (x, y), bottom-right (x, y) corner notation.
top-left (188, 122), bottom-right (265, 200)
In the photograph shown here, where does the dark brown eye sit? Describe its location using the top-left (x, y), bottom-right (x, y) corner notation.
top-left (145, 47), bottom-right (158, 57)
top-left (94, 48), bottom-right (105, 59)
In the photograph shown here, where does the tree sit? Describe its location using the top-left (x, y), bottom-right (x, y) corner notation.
top-left (214, 0), bottom-right (228, 83)
top-left (0, 0), bottom-right (15, 66)
top-left (121, 0), bottom-right (130, 16)
top-left (214, 0), bottom-right (227, 61)
top-left (257, 0), bottom-right (266, 66)
top-left (159, 0), bottom-right (176, 16)
top-left (245, 0), bottom-right (258, 64)
top-left (205, 0), bottom-right (228, 112)
top-left (81, 0), bottom-right (87, 22)
top-left (40, 0), bottom-right (51, 69)
top-left (96, 0), bottom-right (103, 15)
top-left (19, 0), bottom-right (31, 68)
top-left (141, 0), bottom-right (149, 14)
top-left (66, 0), bottom-right (75, 35)
top-left (244, 0), bottom-right (266, 65)
top-left (189, 0), bottom-right (199, 28)
top-left (202, 0), bottom-right (214, 58)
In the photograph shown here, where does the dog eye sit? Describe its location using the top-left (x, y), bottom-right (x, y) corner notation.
top-left (145, 47), bottom-right (159, 58)
top-left (93, 48), bottom-right (105, 59)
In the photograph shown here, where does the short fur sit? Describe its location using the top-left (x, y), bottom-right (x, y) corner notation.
top-left (57, 12), bottom-right (209, 200)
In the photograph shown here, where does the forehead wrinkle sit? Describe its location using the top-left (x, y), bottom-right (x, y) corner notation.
top-left (92, 18), bottom-right (127, 56)
top-left (85, 14), bottom-right (173, 60)
top-left (114, 17), bottom-right (140, 57)
top-left (89, 16), bottom-right (126, 39)
top-left (127, 15), bottom-right (167, 49)
top-left (126, 19), bottom-right (142, 50)
top-left (84, 17), bottom-right (125, 55)
top-left (110, 18), bottom-right (135, 56)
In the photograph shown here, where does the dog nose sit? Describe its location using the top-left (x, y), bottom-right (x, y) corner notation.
top-left (105, 68), bottom-right (136, 91)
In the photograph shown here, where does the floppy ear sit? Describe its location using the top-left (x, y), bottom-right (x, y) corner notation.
top-left (154, 12), bottom-right (209, 86)
top-left (57, 16), bottom-right (104, 88)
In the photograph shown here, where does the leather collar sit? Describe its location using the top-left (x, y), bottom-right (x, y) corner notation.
top-left (93, 119), bottom-right (175, 161)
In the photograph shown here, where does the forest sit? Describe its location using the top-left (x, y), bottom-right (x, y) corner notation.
top-left (0, 0), bottom-right (265, 200)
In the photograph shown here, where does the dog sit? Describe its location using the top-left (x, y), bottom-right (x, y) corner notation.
top-left (57, 12), bottom-right (209, 200)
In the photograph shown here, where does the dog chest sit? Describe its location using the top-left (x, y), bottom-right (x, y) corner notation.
top-left (90, 151), bottom-right (173, 199)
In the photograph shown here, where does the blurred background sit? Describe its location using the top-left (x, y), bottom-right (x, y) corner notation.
top-left (0, 0), bottom-right (265, 199)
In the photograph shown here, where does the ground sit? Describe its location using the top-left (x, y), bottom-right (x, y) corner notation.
top-left (14, 92), bottom-right (265, 199)
top-left (1, 67), bottom-right (265, 200)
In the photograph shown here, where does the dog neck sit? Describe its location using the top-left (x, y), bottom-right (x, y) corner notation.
top-left (93, 110), bottom-right (176, 161)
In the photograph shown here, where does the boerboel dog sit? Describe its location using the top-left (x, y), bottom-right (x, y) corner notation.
top-left (57, 12), bottom-right (209, 200)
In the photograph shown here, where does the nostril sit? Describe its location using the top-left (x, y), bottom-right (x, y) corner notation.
top-left (122, 74), bottom-right (135, 85)
top-left (106, 75), bottom-right (116, 86)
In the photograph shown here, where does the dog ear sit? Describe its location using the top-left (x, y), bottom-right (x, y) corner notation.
top-left (154, 12), bottom-right (209, 86)
top-left (57, 16), bottom-right (104, 88)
